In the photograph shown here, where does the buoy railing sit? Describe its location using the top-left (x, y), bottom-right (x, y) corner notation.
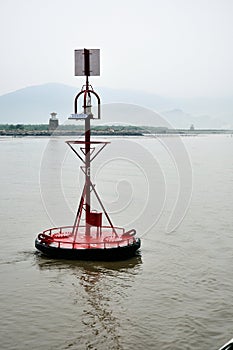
top-left (42, 225), bottom-right (126, 236)
top-left (37, 225), bottom-right (138, 249)
top-left (38, 236), bottom-right (137, 249)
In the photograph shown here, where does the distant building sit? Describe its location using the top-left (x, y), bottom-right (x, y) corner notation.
top-left (190, 124), bottom-right (195, 131)
top-left (49, 112), bottom-right (59, 131)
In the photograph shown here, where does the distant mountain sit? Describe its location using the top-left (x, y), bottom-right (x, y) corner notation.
top-left (0, 83), bottom-right (76, 124)
top-left (97, 87), bottom-right (175, 111)
top-left (160, 109), bottom-right (193, 129)
top-left (0, 83), bottom-right (176, 124)
top-left (0, 83), bottom-right (232, 128)
top-left (160, 109), bottom-right (223, 129)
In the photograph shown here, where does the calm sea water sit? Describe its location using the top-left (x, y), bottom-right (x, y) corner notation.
top-left (0, 134), bottom-right (233, 350)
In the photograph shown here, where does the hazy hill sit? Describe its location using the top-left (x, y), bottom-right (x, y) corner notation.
top-left (0, 83), bottom-right (232, 128)
top-left (0, 83), bottom-right (175, 125)
top-left (160, 109), bottom-right (224, 129)
top-left (0, 83), bottom-right (76, 124)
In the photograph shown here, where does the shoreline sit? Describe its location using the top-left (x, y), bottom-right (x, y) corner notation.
top-left (0, 129), bottom-right (232, 137)
top-left (0, 124), bottom-right (232, 137)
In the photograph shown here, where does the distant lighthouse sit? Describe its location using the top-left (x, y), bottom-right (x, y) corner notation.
top-left (49, 112), bottom-right (59, 131)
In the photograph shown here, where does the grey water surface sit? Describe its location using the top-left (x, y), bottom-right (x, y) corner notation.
top-left (0, 135), bottom-right (233, 350)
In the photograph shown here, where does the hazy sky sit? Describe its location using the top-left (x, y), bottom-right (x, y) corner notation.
top-left (0, 0), bottom-right (232, 97)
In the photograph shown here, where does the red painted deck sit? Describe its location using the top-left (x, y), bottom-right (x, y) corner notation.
top-left (38, 225), bottom-right (136, 250)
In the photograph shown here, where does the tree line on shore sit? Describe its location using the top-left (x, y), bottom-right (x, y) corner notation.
top-left (0, 124), bottom-right (231, 135)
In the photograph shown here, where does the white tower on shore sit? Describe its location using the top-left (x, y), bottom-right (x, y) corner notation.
top-left (49, 112), bottom-right (59, 131)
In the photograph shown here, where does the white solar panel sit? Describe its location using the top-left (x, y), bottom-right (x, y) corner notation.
top-left (75, 49), bottom-right (100, 76)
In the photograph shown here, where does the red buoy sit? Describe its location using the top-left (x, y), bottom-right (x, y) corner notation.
top-left (35, 49), bottom-right (141, 260)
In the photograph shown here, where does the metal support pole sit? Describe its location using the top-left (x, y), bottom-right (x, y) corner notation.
top-left (84, 75), bottom-right (91, 237)
top-left (85, 117), bottom-right (91, 237)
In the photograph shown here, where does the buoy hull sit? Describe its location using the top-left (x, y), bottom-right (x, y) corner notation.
top-left (35, 238), bottom-right (141, 261)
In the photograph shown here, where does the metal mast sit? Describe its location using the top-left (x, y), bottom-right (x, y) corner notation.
top-left (71, 48), bottom-right (102, 238)
top-left (84, 49), bottom-right (91, 237)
